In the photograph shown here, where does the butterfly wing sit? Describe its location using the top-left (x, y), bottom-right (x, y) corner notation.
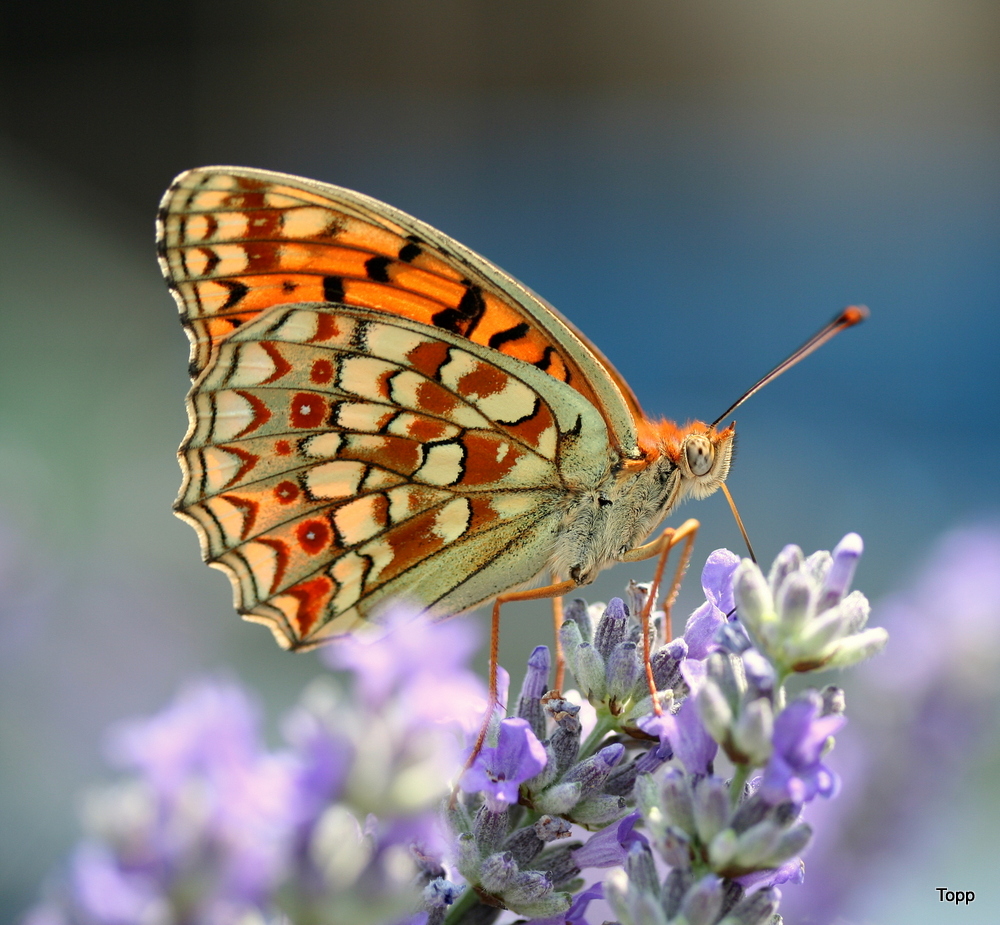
top-left (178, 303), bottom-right (612, 649)
top-left (157, 166), bottom-right (645, 460)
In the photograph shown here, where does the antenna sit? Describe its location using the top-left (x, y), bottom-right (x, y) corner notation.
top-left (710, 305), bottom-right (868, 429)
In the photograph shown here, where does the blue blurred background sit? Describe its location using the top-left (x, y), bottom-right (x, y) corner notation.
top-left (1, 2), bottom-right (998, 921)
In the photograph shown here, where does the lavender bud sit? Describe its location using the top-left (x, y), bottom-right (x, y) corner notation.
top-left (516, 646), bottom-right (550, 740)
top-left (698, 678), bottom-right (735, 744)
top-left (607, 641), bottom-right (641, 710)
top-left (819, 532), bottom-right (863, 610)
top-left (605, 868), bottom-right (670, 925)
top-left (733, 697), bottom-right (774, 766)
top-left (472, 803), bottom-right (509, 857)
top-left (504, 869), bottom-right (554, 905)
top-left (776, 572), bottom-right (814, 635)
top-left (479, 851), bottom-right (518, 893)
top-left (741, 648), bottom-right (775, 697)
top-left (660, 767), bottom-right (696, 834)
top-left (625, 840), bottom-right (660, 898)
top-left (692, 776), bottom-right (730, 845)
top-left (562, 598), bottom-right (592, 641)
top-left (548, 724), bottom-right (581, 778)
top-left (559, 619), bottom-right (583, 679)
top-left (534, 781), bottom-right (583, 815)
top-left (574, 643), bottom-right (607, 701)
top-left (661, 825), bottom-right (694, 868)
top-left (718, 886), bottom-right (781, 925)
top-left (561, 742), bottom-right (624, 799)
top-left (501, 825), bottom-right (544, 866)
top-left (681, 874), bottom-right (725, 925)
top-left (734, 561), bottom-right (775, 643)
top-left (768, 544), bottom-right (804, 596)
top-left (662, 867), bottom-right (696, 918)
top-left (537, 844), bottom-right (581, 886)
top-left (717, 621), bottom-right (752, 654)
top-left (571, 793), bottom-right (628, 826)
top-left (649, 639), bottom-right (688, 691)
top-left (594, 598), bottom-right (630, 660)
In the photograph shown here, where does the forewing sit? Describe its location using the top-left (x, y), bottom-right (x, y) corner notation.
top-left (158, 166), bottom-right (644, 458)
top-left (179, 304), bottom-right (611, 649)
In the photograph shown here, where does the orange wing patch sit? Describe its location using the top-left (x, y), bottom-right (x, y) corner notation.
top-left (159, 170), bottom-right (588, 407)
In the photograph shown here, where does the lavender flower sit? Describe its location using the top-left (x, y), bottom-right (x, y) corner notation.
top-left (459, 718), bottom-right (547, 812)
top-left (24, 536), bottom-right (883, 925)
top-left (759, 692), bottom-right (844, 804)
top-left (733, 533), bottom-right (886, 676)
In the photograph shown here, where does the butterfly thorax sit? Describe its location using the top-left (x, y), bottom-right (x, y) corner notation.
top-left (552, 420), bottom-right (735, 586)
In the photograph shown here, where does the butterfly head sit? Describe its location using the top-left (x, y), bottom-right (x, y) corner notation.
top-left (645, 419), bottom-right (737, 503)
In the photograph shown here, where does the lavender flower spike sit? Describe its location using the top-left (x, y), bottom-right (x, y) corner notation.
top-left (461, 717), bottom-right (547, 811)
top-left (760, 691), bottom-right (845, 804)
top-left (733, 533), bottom-right (887, 675)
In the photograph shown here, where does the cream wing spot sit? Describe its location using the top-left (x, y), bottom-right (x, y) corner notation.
top-left (473, 377), bottom-right (537, 424)
top-left (194, 279), bottom-right (243, 313)
top-left (386, 485), bottom-right (450, 523)
top-left (363, 322), bottom-right (428, 366)
top-left (334, 495), bottom-right (388, 545)
top-left (506, 452), bottom-right (554, 486)
top-left (270, 309), bottom-right (320, 343)
top-left (212, 211), bottom-right (250, 241)
top-left (432, 497), bottom-right (472, 545)
top-left (184, 213), bottom-right (213, 243)
top-left (336, 401), bottom-right (395, 432)
top-left (211, 390), bottom-right (256, 441)
top-left (242, 540), bottom-right (282, 597)
top-left (208, 243), bottom-right (251, 277)
top-left (301, 433), bottom-right (343, 459)
top-left (225, 342), bottom-right (277, 387)
top-left (306, 460), bottom-right (366, 499)
top-left (359, 537), bottom-right (394, 583)
top-left (201, 446), bottom-right (247, 492)
top-left (534, 423), bottom-right (557, 460)
top-left (203, 495), bottom-right (250, 545)
top-left (361, 468), bottom-right (404, 491)
top-left (414, 442), bottom-right (465, 486)
top-left (187, 189), bottom-right (230, 211)
top-left (280, 206), bottom-right (337, 238)
top-left (330, 553), bottom-right (366, 611)
top-left (338, 355), bottom-right (398, 401)
top-left (262, 191), bottom-right (303, 209)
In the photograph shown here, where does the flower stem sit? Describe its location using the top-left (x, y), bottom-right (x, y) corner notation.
top-left (577, 711), bottom-right (617, 761)
top-left (729, 762), bottom-right (752, 809)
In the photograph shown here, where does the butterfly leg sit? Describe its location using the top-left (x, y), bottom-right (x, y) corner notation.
top-left (461, 578), bottom-right (579, 776)
top-left (550, 577), bottom-right (566, 692)
top-left (620, 517), bottom-right (700, 714)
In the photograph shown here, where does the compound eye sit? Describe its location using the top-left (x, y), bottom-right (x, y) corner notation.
top-left (685, 435), bottom-right (715, 477)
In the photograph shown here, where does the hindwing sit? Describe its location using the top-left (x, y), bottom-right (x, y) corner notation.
top-left (178, 304), bottom-right (611, 649)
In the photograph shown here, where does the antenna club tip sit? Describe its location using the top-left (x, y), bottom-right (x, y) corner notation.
top-left (841, 305), bottom-right (870, 326)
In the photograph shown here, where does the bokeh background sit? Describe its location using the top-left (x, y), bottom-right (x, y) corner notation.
top-left (2, 1), bottom-right (999, 921)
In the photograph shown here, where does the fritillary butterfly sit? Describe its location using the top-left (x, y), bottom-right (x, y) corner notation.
top-left (157, 167), bottom-right (858, 651)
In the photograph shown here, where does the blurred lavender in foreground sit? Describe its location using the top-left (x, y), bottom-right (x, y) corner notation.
top-left (781, 524), bottom-right (1000, 924)
top-left (23, 536), bottom-right (886, 925)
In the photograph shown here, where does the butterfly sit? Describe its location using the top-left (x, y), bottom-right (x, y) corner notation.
top-left (157, 167), bottom-right (861, 652)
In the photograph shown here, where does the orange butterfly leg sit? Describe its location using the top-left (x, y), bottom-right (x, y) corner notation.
top-left (460, 577), bottom-right (578, 781)
top-left (550, 577), bottom-right (566, 693)
top-left (620, 518), bottom-right (700, 715)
